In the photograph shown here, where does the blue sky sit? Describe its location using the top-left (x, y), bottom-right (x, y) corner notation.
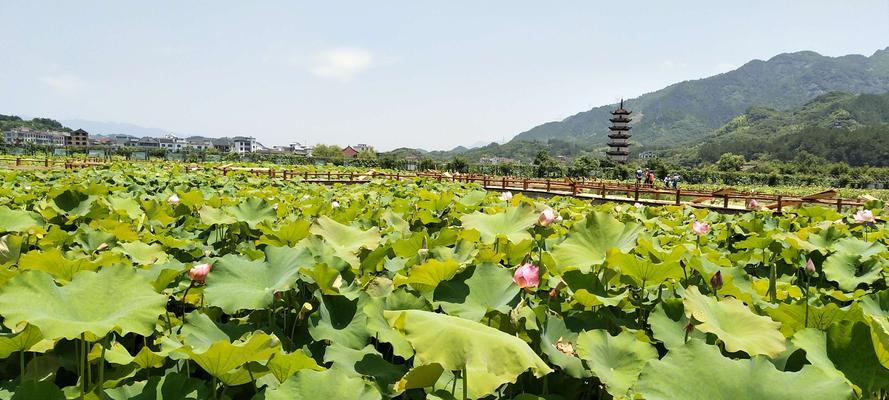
top-left (1, 1), bottom-right (888, 150)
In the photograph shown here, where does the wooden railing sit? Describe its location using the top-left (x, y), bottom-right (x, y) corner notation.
top-left (0, 157), bottom-right (107, 170)
top-left (212, 167), bottom-right (871, 213)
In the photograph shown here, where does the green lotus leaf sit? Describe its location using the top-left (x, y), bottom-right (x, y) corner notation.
top-left (433, 262), bottom-right (519, 322)
top-left (575, 329), bottom-right (657, 398)
top-left (257, 220), bottom-right (311, 247)
top-left (17, 249), bottom-right (99, 283)
top-left (831, 237), bottom-right (887, 259)
top-left (648, 298), bottom-right (706, 350)
top-left (791, 328), bottom-right (849, 383)
top-left (0, 267), bottom-right (166, 340)
top-left (115, 241), bottom-right (169, 265)
top-left (459, 204), bottom-right (538, 244)
top-left (765, 301), bottom-right (849, 337)
top-left (0, 324), bottom-right (43, 359)
top-left (683, 286), bottom-right (786, 358)
top-left (606, 249), bottom-right (683, 287)
top-left (308, 295), bottom-right (370, 349)
top-left (551, 211), bottom-right (641, 273)
top-left (310, 216), bottom-right (381, 267)
top-left (267, 350), bottom-right (325, 383)
top-left (394, 363), bottom-right (445, 392)
top-left (226, 197), bottom-right (276, 228)
top-left (104, 373), bottom-right (209, 400)
top-left (824, 320), bottom-right (889, 395)
top-left (363, 295), bottom-right (419, 359)
top-left (539, 317), bottom-right (590, 379)
top-left (107, 196), bottom-right (144, 220)
top-left (204, 246), bottom-right (312, 313)
top-left (9, 380), bottom-right (64, 400)
top-left (384, 309), bottom-right (553, 399)
top-left (561, 270), bottom-right (628, 309)
top-left (323, 344), bottom-right (408, 391)
top-left (51, 189), bottom-right (96, 218)
top-left (182, 331), bottom-right (280, 378)
top-left (822, 251), bottom-right (884, 291)
top-left (198, 205), bottom-right (236, 226)
top-left (0, 234), bottom-right (24, 267)
top-left (393, 258), bottom-right (461, 293)
top-left (635, 340), bottom-right (854, 400)
top-left (261, 369), bottom-right (382, 400)
top-left (0, 206), bottom-right (43, 233)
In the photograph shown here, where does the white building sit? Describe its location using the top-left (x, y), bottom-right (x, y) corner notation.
top-left (3, 127), bottom-right (67, 146)
top-left (232, 136), bottom-right (258, 153)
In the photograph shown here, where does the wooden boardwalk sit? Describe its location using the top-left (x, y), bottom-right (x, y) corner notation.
top-left (212, 167), bottom-right (871, 213)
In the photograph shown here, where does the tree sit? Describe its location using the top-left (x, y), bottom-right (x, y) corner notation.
top-left (447, 157), bottom-right (468, 173)
top-left (715, 153), bottom-right (746, 172)
top-left (567, 155), bottom-right (599, 177)
top-left (533, 150), bottom-right (563, 178)
top-left (357, 147), bottom-right (377, 160)
top-left (312, 144), bottom-right (342, 159)
top-left (418, 158), bottom-right (436, 171)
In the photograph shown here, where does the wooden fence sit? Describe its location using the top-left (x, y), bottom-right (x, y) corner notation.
top-left (211, 167), bottom-right (870, 213)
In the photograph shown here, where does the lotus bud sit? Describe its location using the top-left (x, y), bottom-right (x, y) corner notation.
top-left (168, 194), bottom-right (180, 205)
top-left (853, 209), bottom-right (876, 224)
top-left (710, 271), bottom-right (723, 291)
top-left (692, 221), bottom-right (710, 235)
top-left (331, 200), bottom-right (340, 209)
top-left (499, 191), bottom-right (513, 201)
top-left (513, 263), bottom-right (540, 289)
top-left (634, 202), bottom-right (642, 208)
top-left (187, 263), bottom-right (212, 284)
top-left (805, 258), bottom-right (816, 277)
top-left (96, 243), bottom-right (109, 252)
top-left (24, 185), bottom-right (31, 191)
top-left (538, 208), bottom-right (557, 226)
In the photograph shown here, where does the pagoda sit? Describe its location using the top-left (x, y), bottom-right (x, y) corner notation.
top-left (606, 99), bottom-right (632, 163)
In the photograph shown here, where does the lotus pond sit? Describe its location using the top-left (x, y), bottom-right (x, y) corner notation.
top-left (0, 164), bottom-right (887, 399)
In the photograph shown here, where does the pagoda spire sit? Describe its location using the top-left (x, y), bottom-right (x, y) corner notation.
top-left (606, 99), bottom-right (632, 163)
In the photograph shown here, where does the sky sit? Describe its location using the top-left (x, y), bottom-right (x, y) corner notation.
top-left (1, 1), bottom-right (888, 151)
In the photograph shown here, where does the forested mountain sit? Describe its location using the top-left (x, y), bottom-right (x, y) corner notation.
top-left (697, 91), bottom-right (889, 165)
top-left (0, 115), bottom-right (71, 133)
top-left (512, 48), bottom-right (889, 148)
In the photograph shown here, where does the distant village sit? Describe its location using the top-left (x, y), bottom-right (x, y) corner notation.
top-left (1, 126), bottom-right (376, 158)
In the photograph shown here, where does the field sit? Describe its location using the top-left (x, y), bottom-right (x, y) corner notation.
top-left (0, 164), bottom-right (887, 399)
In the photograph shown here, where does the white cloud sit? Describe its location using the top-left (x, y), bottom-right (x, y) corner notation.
top-left (310, 47), bottom-right (374, 81)
top-left (39, 74), bottom-right (87, 94)
top-left (715, 63), bottom-right (738, 73)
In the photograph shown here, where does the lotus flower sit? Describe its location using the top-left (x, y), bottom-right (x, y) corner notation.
top-left (168, 194), bottom-right (180, 205)
top-left (853, 209), bottom-right (876, 224)
top-left (331, 201), bottom-right (340, 209)
top-left (692, 221), bottom-right (710, 235)
top-left (538, 208), bottom-right (557, 226)
top-left (748, 199), bottom-right (760, 210)
top-left (513, 263), bottom-right (539, 289)
top-left (499, 191), bottom-right (513, 201)
top-left (805, 258), bottom-right (816, 276)
top-left (634, 202), bottom-right (643, 208)
top-left (187, 263), bottom-right (212, 284)
top-left (710, 271), bottom-right (723, 291)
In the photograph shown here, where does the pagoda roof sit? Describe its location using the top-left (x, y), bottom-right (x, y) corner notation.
top-left (611, 99), bottom-right (632, 115)
top-left (609, 117), bottom-right (632, 123)
top-left (608, 125), bottom-right (631, 131)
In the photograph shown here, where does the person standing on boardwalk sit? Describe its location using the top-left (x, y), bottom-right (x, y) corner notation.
top-left (636, 169), bottom-right (643, 186)
top-left (672, 174), bottom-right (680, 189)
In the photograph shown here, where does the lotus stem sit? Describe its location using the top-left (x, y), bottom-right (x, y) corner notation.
top-left (804, 274), bottom-right (810, 328)
top-left (80, 333), bottom-right (87, 398)
top-left (19, 350), bottom-right (25, 381)
top-left (97, 336), bottom-right (106, 392)
top-left (768, 261), bottom-right (777, 304)
top-left (462, 367), bottom-right (468, 400)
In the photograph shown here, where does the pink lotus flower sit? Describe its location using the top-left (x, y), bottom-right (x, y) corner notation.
top-left (499, 191), bottom-right (513, 201)
top-left (168, 194), bottom-right (180, 205)
top-left (634, 202), bottom-right (643, 208)
top-left (748, 199), bottom-right (760, 210)
top-left (538, 208), bottom-right (557, 226)
top-left (692, 221), bottom-right (710, 235)
top-left (805, 258), bottom-right (816, 277)
top-left (853, 209), bottom-right (876, 224)
top-left (513, 263), bottom-right (539, 289)
top-left (187, 263), bottom-right (212, 284)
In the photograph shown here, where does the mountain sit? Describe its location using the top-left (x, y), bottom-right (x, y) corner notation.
top-left (512, 47), bottom-right (889, 149)
top-left (697, 91), bottom-right (889, 165)
top-left (59, 119), bottom-right (171, 138)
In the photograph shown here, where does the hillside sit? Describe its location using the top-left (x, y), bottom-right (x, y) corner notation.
top-left (0, 115), bottom-right (71, 133)
top-left (697, 91), bottom-right (889, 165)
top-left (512, 47), bottom-right (889, 149)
